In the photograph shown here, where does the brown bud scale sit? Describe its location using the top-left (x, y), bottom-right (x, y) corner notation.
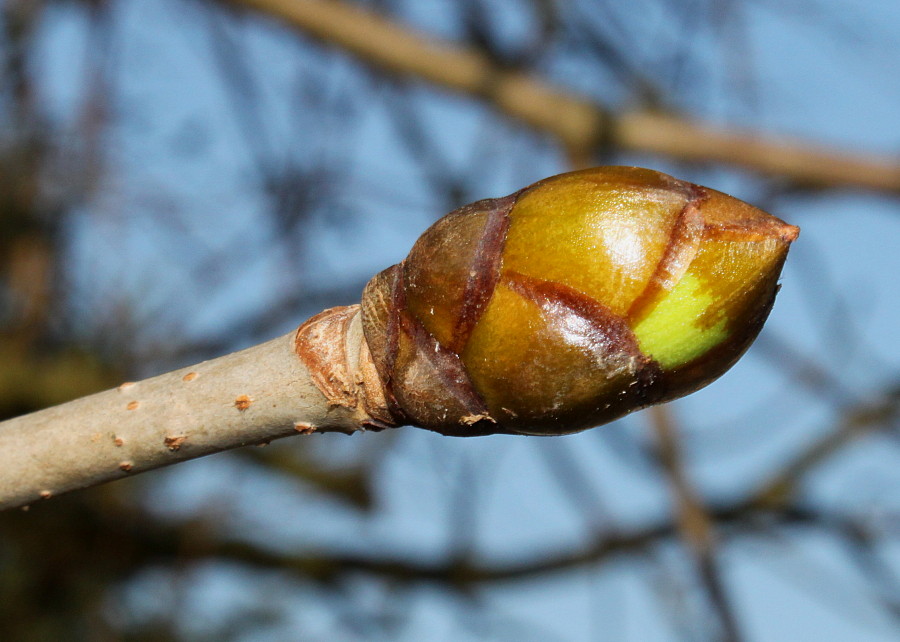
top-left (360, 167), bottom-right (799, 436)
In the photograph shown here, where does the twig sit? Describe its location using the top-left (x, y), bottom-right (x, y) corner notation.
top-left (0, 306), bottom-right (387, 510)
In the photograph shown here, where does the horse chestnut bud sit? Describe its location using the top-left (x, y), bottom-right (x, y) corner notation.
top-left (360, 167), bottom-right (799, 436)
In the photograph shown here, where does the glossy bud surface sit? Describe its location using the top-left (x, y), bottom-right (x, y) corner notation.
top-left (362, 167), bottom-right (799, 436)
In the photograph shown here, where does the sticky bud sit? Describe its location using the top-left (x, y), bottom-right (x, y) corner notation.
top-left (361, 167), bottom-right (799, 436)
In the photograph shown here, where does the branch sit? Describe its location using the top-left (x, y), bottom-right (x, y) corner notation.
top-left (140, 503), bottom-right (830, 588)
top-left (749, 382), bottom-right (900, 509)
top-left (225, 0), bottom-right (900, 193)
top-left (0, 306), bottom-right (387, 510)
top-left (649, 406), bottom-right (743, 642)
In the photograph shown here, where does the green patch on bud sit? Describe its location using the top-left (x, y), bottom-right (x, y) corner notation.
top-left (632, 272), bottom-right (729, 369)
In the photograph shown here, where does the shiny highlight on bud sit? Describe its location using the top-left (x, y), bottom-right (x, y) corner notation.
top-left (362, 167), bottom-right (799, 436)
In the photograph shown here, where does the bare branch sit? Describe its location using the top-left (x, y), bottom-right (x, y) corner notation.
top-left (750, 383), bottom-right (900, 509)
top-left (0, 307), bottom-right (389, 510)
top-left (649, 406), bottom-right (743, 642)
top-left (225, 0), bottom-right (900, 192)
top-left (154, 503), bottom-right (829, 588)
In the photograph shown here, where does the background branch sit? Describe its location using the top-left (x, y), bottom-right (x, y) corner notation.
top-left (227, 0), bottom-right (900, 192)
top-left (649, 406), bottom-right (742, 642)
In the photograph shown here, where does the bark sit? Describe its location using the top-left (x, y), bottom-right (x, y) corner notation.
top-left (225, 0), bottom-right (900, 193)
top-left (0, 306), bottom-right (389, 510)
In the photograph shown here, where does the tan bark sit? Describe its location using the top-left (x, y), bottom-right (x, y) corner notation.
top-left (0, 306), bottom-right (389, 510)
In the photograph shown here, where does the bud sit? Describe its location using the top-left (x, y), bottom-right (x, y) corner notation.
top-left (361, 167), bottom-right (799, 436)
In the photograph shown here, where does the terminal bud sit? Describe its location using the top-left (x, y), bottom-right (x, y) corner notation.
top-left (361, 167), bottom-right (799, 436)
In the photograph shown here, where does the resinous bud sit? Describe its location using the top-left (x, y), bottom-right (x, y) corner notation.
top-left (361, 167), bottom-right (799, 436)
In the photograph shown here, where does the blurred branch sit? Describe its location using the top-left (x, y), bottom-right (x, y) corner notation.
top-left (225, 0), bottom-right (900, 192)
top-left (750, 382), bottom-right (900, 509)
top-left (754, 332), bottom-right (854, 404)
top-left (163, 502), bottom-right (861, 587)
top-left (8, 486), bottom-right (896, 602)
top-left (835, 518), bottom-right (900, 616)
top-left (649, 406), bottom-right (742, 642)
top-left (537, 438), bottom-right (611, 530)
